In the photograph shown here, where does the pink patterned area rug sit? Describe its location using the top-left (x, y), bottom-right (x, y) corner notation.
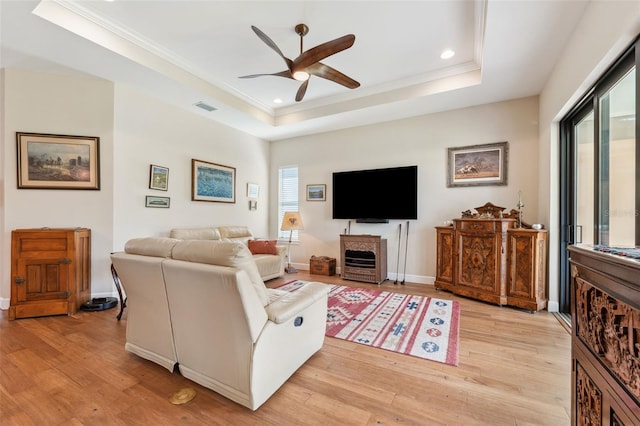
top-left (276, 281), bottom-right (460, 367)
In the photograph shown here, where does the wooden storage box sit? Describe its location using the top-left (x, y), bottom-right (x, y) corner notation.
top-left (310, 256), bottom-right (336, 276)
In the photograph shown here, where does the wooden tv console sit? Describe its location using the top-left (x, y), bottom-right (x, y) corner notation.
top-left (340, 234), bottom-right (387, 284)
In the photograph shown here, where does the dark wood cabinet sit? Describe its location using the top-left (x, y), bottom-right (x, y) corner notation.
top-left (10, 228), bottom-right (91, 320)
top-left (435, 218), bottom-right (547, 311)
top-left (340, 234), bottom-right (387, 284)
top-left (568, 245), bottom-right (640, 425)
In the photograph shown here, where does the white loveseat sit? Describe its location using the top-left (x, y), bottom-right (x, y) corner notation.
top-left (110, 237), bottom-right (329, 410)
top-left (169, 226), bottom-right (286, 281)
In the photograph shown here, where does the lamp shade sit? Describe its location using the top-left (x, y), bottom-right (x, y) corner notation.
top-left (281, 211), bottom-right (304, 231)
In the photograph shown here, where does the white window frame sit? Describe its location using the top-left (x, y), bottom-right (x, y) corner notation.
top-left (278, 165), bottom-right (299, 241)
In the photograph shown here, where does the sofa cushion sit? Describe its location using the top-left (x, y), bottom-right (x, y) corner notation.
top-left (218, 226), bottom-right (252, 239)
top-left (125, 237), bottom-right (180, 258)
top-left (169, 228), bottom-right (221, 240)
top-left (248, 239), bottom-right (278, 255)
top-left (171, 240), bottom-right (269, 306)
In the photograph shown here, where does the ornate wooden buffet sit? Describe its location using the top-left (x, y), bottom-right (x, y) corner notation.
top-left (435, 202), bottom-right (547, 311)
top-left (568, 244), bottom-right (640, 425)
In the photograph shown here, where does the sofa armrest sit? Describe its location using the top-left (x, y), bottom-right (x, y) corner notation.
top-left (275, 245), bottom-right (287, 258)
top-left (264, 282), bottom-right (329, 324)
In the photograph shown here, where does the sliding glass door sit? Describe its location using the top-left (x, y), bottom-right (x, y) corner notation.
top-left (559, 38), bottom-right (638, 315)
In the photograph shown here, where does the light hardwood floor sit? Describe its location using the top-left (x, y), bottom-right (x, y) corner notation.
top-left (1, 272), bottom-right (571, 425)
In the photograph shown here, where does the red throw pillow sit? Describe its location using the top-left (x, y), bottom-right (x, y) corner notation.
top-left (248, 239), bottom-right (278, 255)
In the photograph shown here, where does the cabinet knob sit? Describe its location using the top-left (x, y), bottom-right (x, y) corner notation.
top-left (60, 258), bottom-right (72, 265)
top-left (15, 277), bottom-right (24, 284)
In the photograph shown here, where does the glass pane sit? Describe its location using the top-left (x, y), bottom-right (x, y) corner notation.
top-left (576, 111), bottom-right (594, 244)
top-left (599, 68), bottom-right (636, 246)
top-left (278, 166), bottom-right (299, 240)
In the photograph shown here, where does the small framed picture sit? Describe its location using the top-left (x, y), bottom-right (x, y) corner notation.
top-left (307, 184), bottom-right (326, 201)
top-left (247, 182), bottom-right (259, 199)
top-left (145, 195), bottom-right (170, 208)
top-left (149, 164), bottom-right (169, 191)
top-left (249, 200), bottom-right (257, 210)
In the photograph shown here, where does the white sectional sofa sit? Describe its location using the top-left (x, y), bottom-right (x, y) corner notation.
top-left (169, 226), bottom-right (286, 281)
top-left (110, 237), bottom-right (329, 410)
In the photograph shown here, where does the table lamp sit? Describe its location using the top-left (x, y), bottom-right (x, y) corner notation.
top-left (280, 211), bottom-right (304, 273)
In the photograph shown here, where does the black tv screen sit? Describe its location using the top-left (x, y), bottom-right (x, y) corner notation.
top-left (332, 166), bottom-right (418, 222)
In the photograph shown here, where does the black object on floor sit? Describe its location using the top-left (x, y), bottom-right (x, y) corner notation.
top-left (81, 297), bottom-right (118, 311)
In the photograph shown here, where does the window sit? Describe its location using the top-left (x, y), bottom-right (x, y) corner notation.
top-left (278, 165), bottom-right (299, 241)
top-left (559, 37), bottom-right (638, 314)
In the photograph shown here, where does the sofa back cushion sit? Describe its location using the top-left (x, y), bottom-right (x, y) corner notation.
top-left (171, 240), bottom-right (269, 306)
top-left (125, 237), bottom-right (180, 257)
top-left (248, 239), bottom-right (278, 255)
top-left (217, 226), bottom-right (254, 245)
top-left (169, 228), bottom-right (221, 240)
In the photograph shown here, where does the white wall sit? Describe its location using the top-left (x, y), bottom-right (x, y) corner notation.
top-left (111, 85), bottom-right (271, 249)
top-left (539, 0), bottom-right (640, 312)
top-left (0, 70), bottom-right (272, 308)
top-left (1, 69), bottom-right (115, 308)
top-left (270, 96), bottom-right (540, 285)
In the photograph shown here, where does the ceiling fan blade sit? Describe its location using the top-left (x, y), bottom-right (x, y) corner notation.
top-left (295, 80), bottom-right (309, 102)
top-left (307, 63), bottom-right (360, 89)
top-left (239, 70), bottom-right (293, 79)
top-left (251, 26), bottom-right (293, 70)
top-left (292, 34), bottom-right (355, 71)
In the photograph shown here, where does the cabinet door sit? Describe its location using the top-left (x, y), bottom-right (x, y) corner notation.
top-left (456, 231), bottom-right (503, 297)
top-left (12, 257), bottom-right (71, 318)
top-left (435, 227), bottom-right (454, 289)
top-left (506, 230), bottom-right (547, 311)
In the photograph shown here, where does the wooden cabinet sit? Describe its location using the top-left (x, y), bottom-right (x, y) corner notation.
top-left (435, 218), bottom-right (547, 311)
top-left (568, 245), bottom-right (640, 425)
top-left (340, 234), bottom-right (387, 284)
top-left (10, 228), bottom-right (91, 320)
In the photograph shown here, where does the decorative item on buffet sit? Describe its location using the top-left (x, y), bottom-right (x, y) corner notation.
top-left (457, 201), bottom-right (543, 230)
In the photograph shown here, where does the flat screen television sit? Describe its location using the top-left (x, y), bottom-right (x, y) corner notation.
top-left (332, 165), bottom-right (418, 222)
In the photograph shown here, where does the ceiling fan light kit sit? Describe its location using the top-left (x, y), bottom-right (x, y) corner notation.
top-left (239, 23), bottom-right (360, 102)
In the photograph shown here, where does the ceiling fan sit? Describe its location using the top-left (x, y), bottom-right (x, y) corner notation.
top-left (239, 24), bottom-right (360, 102)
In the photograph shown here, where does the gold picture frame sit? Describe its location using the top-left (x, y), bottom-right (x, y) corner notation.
top-left (306, 184), bottom-right (326, 201)
top-left (191, 158), bottom-right (236, 203)
top-left (17, 132), bottom-right (100, 189)
top-left (447, 141), bottom-right (508, 187)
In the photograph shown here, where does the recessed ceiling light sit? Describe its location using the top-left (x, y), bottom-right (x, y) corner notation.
top-left (440, 49), bottom-right (455, 60)
top-left (273, 98), bottom-right (283, 104)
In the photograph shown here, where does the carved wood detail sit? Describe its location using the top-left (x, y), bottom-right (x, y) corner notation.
top-left (575, 277), bottom-right (640, 403)
top-left (576, 362), bottom-right (602, 425)
top-left (343, 240), bottom-right (379, 254)
top-left (459, 235), bottom-right (497, 289)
